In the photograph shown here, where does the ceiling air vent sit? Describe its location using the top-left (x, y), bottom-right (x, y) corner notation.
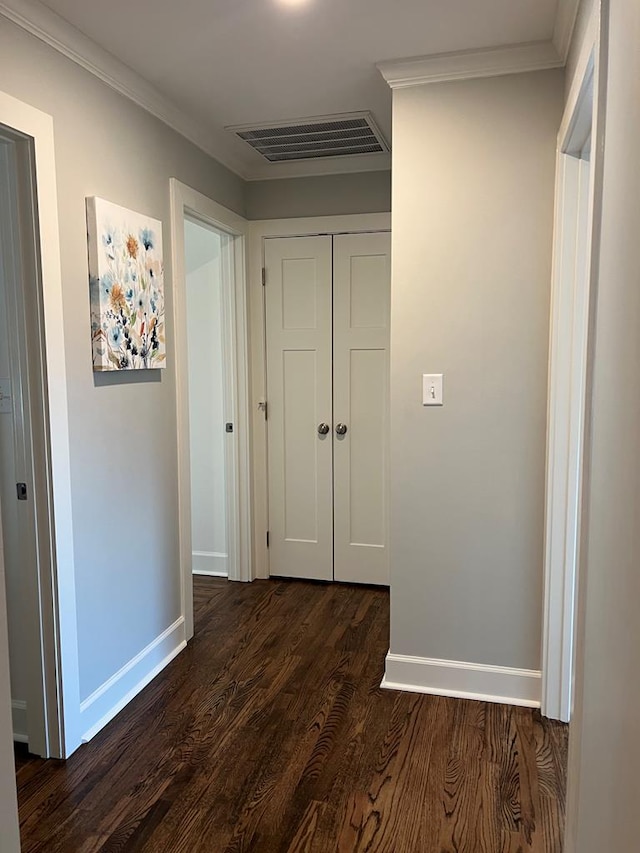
top-left (227, 112), bottom-right (389, 163)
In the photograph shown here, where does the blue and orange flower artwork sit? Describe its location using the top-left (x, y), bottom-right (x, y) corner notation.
top-left (87, 197), bottom-right (166, 371)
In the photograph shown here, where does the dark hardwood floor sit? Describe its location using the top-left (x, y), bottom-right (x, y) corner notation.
top-left (15, 577), bottom-right (568, 852)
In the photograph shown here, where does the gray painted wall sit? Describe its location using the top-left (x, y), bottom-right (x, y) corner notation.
top-left (0, 16), bottom-right (244, 704)
top-left (565, 0), bottom-right (640, 849)
top-left (245, 170), bottom-right (391, 220)
top-left (388, 69), bottom-right (564, 671)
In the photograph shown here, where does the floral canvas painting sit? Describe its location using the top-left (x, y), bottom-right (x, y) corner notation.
top-left (87, 197), bottom-right (165, 371)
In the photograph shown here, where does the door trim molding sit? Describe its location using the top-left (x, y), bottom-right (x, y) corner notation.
top-left (248, 213), bottom-right (391, 580)
top-left (377, 41), bottom-right (562, 90)
top-left (170, 179), bottom-right (252, 638)
top-left (10, 700), bottom-right (27, 743)
top-left (382, 652), bottom-right (542, 708)
top-left (0, 89), bottom-right (81, 757)
top-left (542, 23), bottom-right (600, 724)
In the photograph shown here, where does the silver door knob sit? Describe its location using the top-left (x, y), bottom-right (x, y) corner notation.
top-left (317, 423), bottom-right (330, 435)
top-left (335, 423), bottom-right (348, 436)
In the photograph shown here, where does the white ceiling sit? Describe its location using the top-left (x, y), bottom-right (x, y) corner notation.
top-left (34, 0), bottom-right (562, 179)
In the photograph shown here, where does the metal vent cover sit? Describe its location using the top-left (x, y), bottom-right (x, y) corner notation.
top-left (227, 112), bottom-right (389, 163)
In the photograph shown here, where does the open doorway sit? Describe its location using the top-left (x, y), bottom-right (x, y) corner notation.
top-left (184, 218), bottom-right (234, 581)
top-left (170, 179), bottom-right (251, 642)
top-left (0, 127), bottom-right (59, 759)
top-left (0, 91), bottom-right (81, 768)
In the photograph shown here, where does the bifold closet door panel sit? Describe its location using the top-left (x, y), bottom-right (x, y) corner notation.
top-left (332, 232), bottom-right (391, 585)
top-left (264, 236), bottom-right (334, 581)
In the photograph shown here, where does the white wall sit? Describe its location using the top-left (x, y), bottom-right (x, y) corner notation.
top-left (0, 14), bottom-right (244, 741)
top-left (0, 144), bottom-right (28, 739)
top-left (564, 0), bottom-right (640, 849)
top-left (388, 70), bottom-right (564, 680)
top-left (184, 220), bottom-right (227, 575)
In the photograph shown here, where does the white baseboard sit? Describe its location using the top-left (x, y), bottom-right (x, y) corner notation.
top-left (80, 616), bottom-right (186, 743)
top-left (193, 569), bottom-right (228, 578)
top-left (11, 700), bottom-right (28, 743)
top-left (192, 550), bottom-right (228, 576)
top-left (381, 652), bottom-right (541, 708)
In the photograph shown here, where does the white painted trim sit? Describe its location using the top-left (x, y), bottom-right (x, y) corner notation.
top-left (559, 4), bottom-right (600, 146)
top-left (80, 617), bottom-right (184, 713)
top-left (542, 33), bottom-right (600, 723)
top-left (382, 653), bottom-right (541, 708)
top-left (250, 214), bottom-right (392, 239)
top-left (248, 213), bottom-right (391, 580)
top-left (193, 569), bottom-right (228, 578)
top-left (0, 89), bottom-right (81, 757)
top-left (192, 551), bottom-right (228, 575)
top-left (80, 617), bottom-right (186, 742)
top-left (377, 41), bottom-right (562, 89)
top-left (192, 550), bottom-right (228, 559)
top-left (170, 180), bottom-right (252, 639)
top-left (553, 0), bottom-right (582, 64)
top-left (11, 700), bottom-right (27, 743)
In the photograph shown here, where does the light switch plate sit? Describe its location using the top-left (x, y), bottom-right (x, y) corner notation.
top-left (423, 374), bottom-right (443, 406)
top-left (0, 379), bottom-right (12, 414)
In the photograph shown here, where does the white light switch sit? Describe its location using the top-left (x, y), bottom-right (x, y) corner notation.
top-left (422, 374), bottom-right (443, 406)
top-left (0, 379), bottom-right (12, 414)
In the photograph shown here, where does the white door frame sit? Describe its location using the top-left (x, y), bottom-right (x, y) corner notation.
top-left (0, 91), bottom-right (81, 757)
top-left (170, 179), bottom-right (251, 639)
top-left (542, 17), bottom-right (600, 723)
top-left (248, 213), bottom-right (391, 580)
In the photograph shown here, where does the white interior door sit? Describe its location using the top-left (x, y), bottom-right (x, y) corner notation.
top-left (333, 232), bottom-right (391, 585)
top-left (265, 236), bottom-right (333, 581)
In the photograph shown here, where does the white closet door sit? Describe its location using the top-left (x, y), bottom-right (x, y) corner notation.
top-left (265, 236), bottom-right (333, 581)
top-left (333, 232), bottom-right (391, 585)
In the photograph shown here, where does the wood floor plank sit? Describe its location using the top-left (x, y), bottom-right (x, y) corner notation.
top-left (14, 577), bottom-right (568, 853)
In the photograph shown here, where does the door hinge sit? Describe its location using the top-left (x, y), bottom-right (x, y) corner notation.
top-left (262, 267), bottom-right (266, 287)
top-left (266, 531), bottom-right (270, 548)
top-left (258, 400), bottom-right (268, 420)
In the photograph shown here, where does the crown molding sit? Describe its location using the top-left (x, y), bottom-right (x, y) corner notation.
top-left (553, 0), bottom-right (581, 63)
top-left (0, 0), bottom-right (249, 178)
top-left (377, 40), bottom-right (563, 89)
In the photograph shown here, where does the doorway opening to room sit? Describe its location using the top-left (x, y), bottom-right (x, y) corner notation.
top-left (184, 218), bottom-right (235, 583)
top-left (170, 179), bottom-right (251, 642)
top-left (0, 124), bottom-right (66, 761)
